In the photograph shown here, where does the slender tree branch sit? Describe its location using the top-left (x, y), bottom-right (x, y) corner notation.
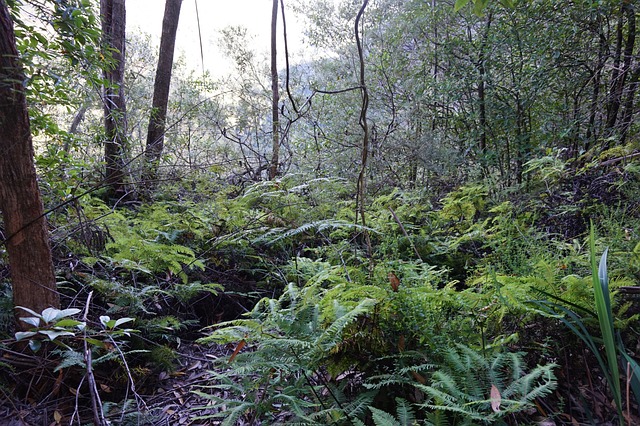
top-left (354, 0), bottom-right (371, 259)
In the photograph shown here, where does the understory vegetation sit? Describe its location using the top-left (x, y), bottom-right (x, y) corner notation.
top-left (3, 172), bottom-right (640, 425)
top-left (1, 0), bottom-right (640, 425)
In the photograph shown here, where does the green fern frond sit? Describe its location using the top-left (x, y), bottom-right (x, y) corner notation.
top-left (417, 345), bottom-right (556, 422)
top-left (395, 398), bottom-right (416, 426)
top-left (343, 390), bottom-right (376, 419)
top-left (256, 219), bottom-right (377, 245)
top-left (318, 298), bottom-right (377, 350)
top-left (53, 349), bottom-right (86, 371)
top-left (369, 406), bottom-right (400, 426)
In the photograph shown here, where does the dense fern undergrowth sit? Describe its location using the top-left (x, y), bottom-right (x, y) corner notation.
top-left (2, 158), bottom-right (640, 425)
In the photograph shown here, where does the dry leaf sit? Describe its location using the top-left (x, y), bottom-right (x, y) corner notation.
top-left (490, 383), bottom-right (501, 412)
top-left (53, 410), bottom-right (62, 423)
top-left (398, 334), bottom-right (405, 352)
top-left (52, 369), bottom-right (63, 396)
top-left (100, 383), bottom-right (112, 393)
top-left (410, 370), bottom-right (427, 384)
top-left (388, 272), bottom-right (401, 292)
top-left (229, 339), bottom-right (246, 363)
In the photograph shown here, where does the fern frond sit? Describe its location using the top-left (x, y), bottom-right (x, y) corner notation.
top-left (395, 398), bottom-right (416, 426)
top-left (318, 298), bottom-right (377, 350)
top-left (256, 219), bottom-right (377, 245)
top-left (369, 406), bottom-right (400, 426)
top-left (53, 349), bottom-right (86, 371)
top-left (342, 390), bottom-right (376, 419)
top-left (220, 401), bottom-right (255, 426)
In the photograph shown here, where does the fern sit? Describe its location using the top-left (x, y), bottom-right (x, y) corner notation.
top-left (255, 219), bottom-right (376, 245)
top-left (53, 349), bottom-right (86, 371)
top-left (195, 282), bottom-right (378, 424)
top-left (417, 345), bottom-right (557, 423)
top-left (370, 406), bottom-right (401, 425)
top-left (352, 399), bottom-right (416, 426)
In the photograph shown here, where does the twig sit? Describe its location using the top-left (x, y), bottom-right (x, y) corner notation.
top-left (82, 291), bottom-right (107, 426)
top-left (105, 331), bottom-right (149, 418)
top-left (70, 374), bottom-right (86, 425)
top-left (388, 206), bottom-right (423, 261)
top-left (599, 151), bottom-right (640, 167)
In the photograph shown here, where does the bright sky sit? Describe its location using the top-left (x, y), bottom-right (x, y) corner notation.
top-left (127, 0), bottom-right (308, 77)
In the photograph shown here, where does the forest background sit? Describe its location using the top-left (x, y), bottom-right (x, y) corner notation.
top-left (0, 0), bottom-right (640, 424)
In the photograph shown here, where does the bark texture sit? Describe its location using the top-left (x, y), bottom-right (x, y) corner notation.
top-left (145, 0), bottom-right (182, 187)
top-left (269, 0), bottom-right (280, 180)
top-left (0, 1), bottom-right (59, 325)
top-left (101, 0), bottom-right (129, 201)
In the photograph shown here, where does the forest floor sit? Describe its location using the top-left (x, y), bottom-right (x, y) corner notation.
top-left (0, 341), bottom-right (242, 425)
top-left (1, 334), bottom-right (638, 425)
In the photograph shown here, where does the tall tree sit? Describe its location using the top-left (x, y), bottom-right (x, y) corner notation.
top-left (144, 0), bottom-right (183, 189)
top-left (100, 0), bottom-right (129, 201)
top-left (269, 0), bottom-right (280, 180)
top-left (0, 0), bottom-right (59, 325)
top-left (605, 2), bottom-right (637, 145)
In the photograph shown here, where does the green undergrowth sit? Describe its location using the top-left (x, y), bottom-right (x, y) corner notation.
top-left (187, 177), bottom-right (640, 424)
top-left (4, 173), bottom-right (639, 423)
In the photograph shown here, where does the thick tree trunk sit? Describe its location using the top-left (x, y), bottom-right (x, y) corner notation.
top-left (0, 1), bottom-right (59, 326)
top-left (269, 0), bottom-right (280, 181)
top-left (144, 0), bottom-right (182, 189)
top-left (101, 0), bottom-right (129, 202)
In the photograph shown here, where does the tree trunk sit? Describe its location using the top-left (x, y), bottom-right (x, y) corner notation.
top-left (477, 12), bottom-right (492, 157)
top-left (585, 16), bottom-right (607, 148)
top-left (144, 0), bottom-right (182, 189)
top-left (619, 64), bottom-right (640, 144)
top-left (605, 2), bottom-right (635, 142)
top-left (0, 1), bottom-right (59, 327)
top-left (269, 0), bottom-right (280, 181)
top-left (101, 0), bottom-right (129, 202)
top-left (354, 0), bottom-right (371, 259)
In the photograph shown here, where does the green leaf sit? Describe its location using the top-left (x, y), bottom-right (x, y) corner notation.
top-left (29, 340), bottom-right (41, 352)
top-left (473, 0), bottom-right (489, 15)
top-left (113, 317), bottom-right (134, 328)
top-left (41, 307), bottom-right (61, 323)
top-left (54, 319), bottom-right (85, 328)
top-left (41, 307), bottom-right (80, 324)
top-left (99, 315), bottom-right (111, 328)
top-left (16, 306), bottom-right (42, 318)
top-left (454, 0), bottom-right (471, 12)
top-left (19, 316), bottom-right (41, 327)
top-left (55, 308), bottom-right (81, 321)
top-left (83, 337), bottom-right (108, 348)
top-left (38, 330), bottom-right (76, 340)
top-left (15, 331), bottom-right (37, 341)
top-left (590, 226), bottom-right (622, 418)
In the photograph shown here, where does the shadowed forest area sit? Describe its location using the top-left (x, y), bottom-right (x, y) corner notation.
top-left (1, 0), bottom-right (640, 424)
